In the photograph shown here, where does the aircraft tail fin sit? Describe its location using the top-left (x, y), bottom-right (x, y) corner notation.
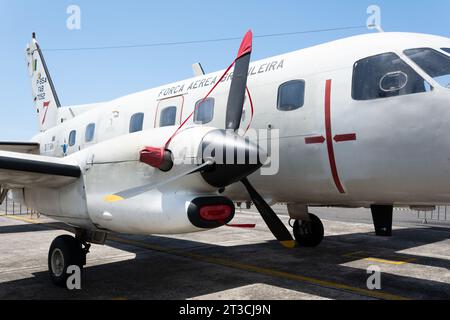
top-left (26, 33), bottom-right (61, 132)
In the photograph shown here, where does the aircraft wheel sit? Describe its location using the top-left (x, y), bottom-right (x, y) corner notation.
top-left (292, 213), bottom-right (324, 247)
top-left (48, 235), bottom-right (85, 288)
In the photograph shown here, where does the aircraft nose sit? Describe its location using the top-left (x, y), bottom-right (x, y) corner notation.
top-left (199, 130), bottom-right (266, 188)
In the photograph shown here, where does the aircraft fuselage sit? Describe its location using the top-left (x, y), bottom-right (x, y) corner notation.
top-left (19, 32), bottom-right (450, 234)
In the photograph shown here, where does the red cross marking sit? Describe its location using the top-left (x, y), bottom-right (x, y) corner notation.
top-left (304, 80), bottom-right (357, 194)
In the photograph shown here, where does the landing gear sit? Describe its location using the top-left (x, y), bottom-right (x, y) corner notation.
top-left (371, 205), bottom-right (393, 237)
top-left (48, 229), bottom-right (106, 287)
top-left (48, 235), bottom-right (88, 287)
top-left (291, 213), bottom-right (325, 247)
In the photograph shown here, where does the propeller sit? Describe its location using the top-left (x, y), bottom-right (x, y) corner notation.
top-left (226, 31), bottom-right (252, 131)
top-left (201, 30), bottom-right (296, 248)
top-left (104, 160), bottom-right (214, 202)
top-left (241, 178), bottom-right (296, 248)
top-left (104, 30), bottom-right (295, 248)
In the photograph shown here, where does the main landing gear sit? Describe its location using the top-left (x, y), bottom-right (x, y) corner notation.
top-left (288, 204), bottom-right (324, 247)
top-left (48, 235), bottom-right (88, 287)
top-left (48, 229), bottom-right (107, 288)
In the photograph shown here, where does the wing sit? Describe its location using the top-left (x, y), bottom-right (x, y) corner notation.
top-left (0, 142), bottom-right (40, 154)
top-left (0, 151), bottom-right (81, 189)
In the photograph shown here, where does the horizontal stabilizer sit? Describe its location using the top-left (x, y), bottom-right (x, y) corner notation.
top-left (0, 142), bottom-right (40, 154)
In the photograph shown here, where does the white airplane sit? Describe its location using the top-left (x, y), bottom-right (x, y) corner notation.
top-left (1, 30), bottom-right (450, 287)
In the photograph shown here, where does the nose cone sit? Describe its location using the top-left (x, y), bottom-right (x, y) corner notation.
top-left (200, 130), bottom-right (266, 188)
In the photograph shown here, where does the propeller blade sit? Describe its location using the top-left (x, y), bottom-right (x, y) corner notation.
top-left (241, 178), bottom-right (296, 248)
top-left (226, 30), bottom-right (253, 131)
top-left (104, 161), bottom-right (214, 203)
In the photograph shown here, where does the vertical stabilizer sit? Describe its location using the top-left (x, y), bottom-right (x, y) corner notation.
top-left (26, 33), bottom-right (61, 132)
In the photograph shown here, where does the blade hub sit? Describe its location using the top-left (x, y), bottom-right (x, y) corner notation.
top-left (200, 130), bottom-right (266, 188)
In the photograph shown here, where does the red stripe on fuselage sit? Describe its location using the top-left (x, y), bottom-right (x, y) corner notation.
top-left (324, 80), bottom-right (346, 194)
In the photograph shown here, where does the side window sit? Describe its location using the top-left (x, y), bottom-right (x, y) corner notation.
top-left (69, 130), bottom-right (76, 147)
top-left (277, 80), bottom-right (305, 111)
top-left (352, 52), bottom-right (429, 101)
top-left (129, 113), bottom-right (144, 133)
top-left (160, 106), bottom-right (177, 127)
top-left (194, 98), bottom-right (215, 124)
top-left (442, 48), bottom-right (450, 55)
top-left (85, 123), bottom-right (95, 143)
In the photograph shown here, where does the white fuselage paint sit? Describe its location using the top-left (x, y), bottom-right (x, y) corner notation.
top-left (19, 32), bottom-right (450, 234)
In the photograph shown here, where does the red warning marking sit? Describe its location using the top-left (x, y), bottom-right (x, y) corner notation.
top-left (304, 80), bottom-right (358, 194)
top-left (226, 224), bottom-right (256, 229)
top-left (305, 136), bottom-right (326, 144)
top-left (334, 134), bottom-right (357, 143)
top-left (324, 80), bottom-right (346, 194)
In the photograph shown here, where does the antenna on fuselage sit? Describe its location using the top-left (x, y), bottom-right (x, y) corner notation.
top-left (368, 24), bottom-right (384, 33)
top-left (192, 63), bottom-right (205, 77)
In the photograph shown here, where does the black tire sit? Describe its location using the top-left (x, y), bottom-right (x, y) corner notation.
top-left (48, 235), bottom-right (84, 288)
top-left (293, 213), bottom-right (324, 247)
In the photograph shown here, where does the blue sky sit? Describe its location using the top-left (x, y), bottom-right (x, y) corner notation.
top-left (0, 0), bottom-right (449, 140)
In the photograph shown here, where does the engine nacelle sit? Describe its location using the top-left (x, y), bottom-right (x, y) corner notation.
top-left (86, 191), bottom-right (235, 235)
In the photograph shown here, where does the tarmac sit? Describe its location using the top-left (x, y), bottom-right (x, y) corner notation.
top-left (0, 206), bottom-right (449, 300)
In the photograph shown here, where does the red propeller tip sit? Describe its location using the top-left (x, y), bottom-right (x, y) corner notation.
top-left (237, 30), bottom-right (253, 59)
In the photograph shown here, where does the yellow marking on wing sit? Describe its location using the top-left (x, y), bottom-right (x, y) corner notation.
top-left (104, 195), bottom-right (125, 203)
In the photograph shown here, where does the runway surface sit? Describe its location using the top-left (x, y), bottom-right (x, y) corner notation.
top-left (0, 207), bottom-right (449, 300)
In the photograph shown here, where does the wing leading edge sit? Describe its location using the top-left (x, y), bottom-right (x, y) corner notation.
top-left (0, 151), bottom-right (81, 189)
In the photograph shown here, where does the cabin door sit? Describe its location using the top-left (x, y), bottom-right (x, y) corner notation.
top-left (155, 95), bottom-right (185, 128)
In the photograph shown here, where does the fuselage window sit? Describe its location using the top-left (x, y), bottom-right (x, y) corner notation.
top-left (194, 98), bottom-right (215, 124)
top-left (85, 123), bottom-right (95, 142)
top-left (352, 52), bottom-right (430, 101)
top-left (129, 113), bottom-right (144, 133)
top-left (405, 48), bottom-right (450, 89)
top-left (160, 106), bottom-right (177, 127)
top-left (277, 80), bottom-right (305, 111)
top-left (68, 130), bottom-right (76, 147)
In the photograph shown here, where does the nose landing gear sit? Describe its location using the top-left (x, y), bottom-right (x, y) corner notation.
top-left (287, 204), bottom-right (325, 247)
top-left (290, 213), bottom-right (325, 247)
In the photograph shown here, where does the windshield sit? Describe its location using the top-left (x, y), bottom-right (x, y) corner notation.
top-left (352, 52), bottom-right (430, 100)
top-left (404, 48), bottom-right (450, 89)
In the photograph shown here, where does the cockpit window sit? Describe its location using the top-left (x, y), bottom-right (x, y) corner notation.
top-left (405, 48), bottom-right (450, 89)
top-left (352, 52), bottom-right (430, 101)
